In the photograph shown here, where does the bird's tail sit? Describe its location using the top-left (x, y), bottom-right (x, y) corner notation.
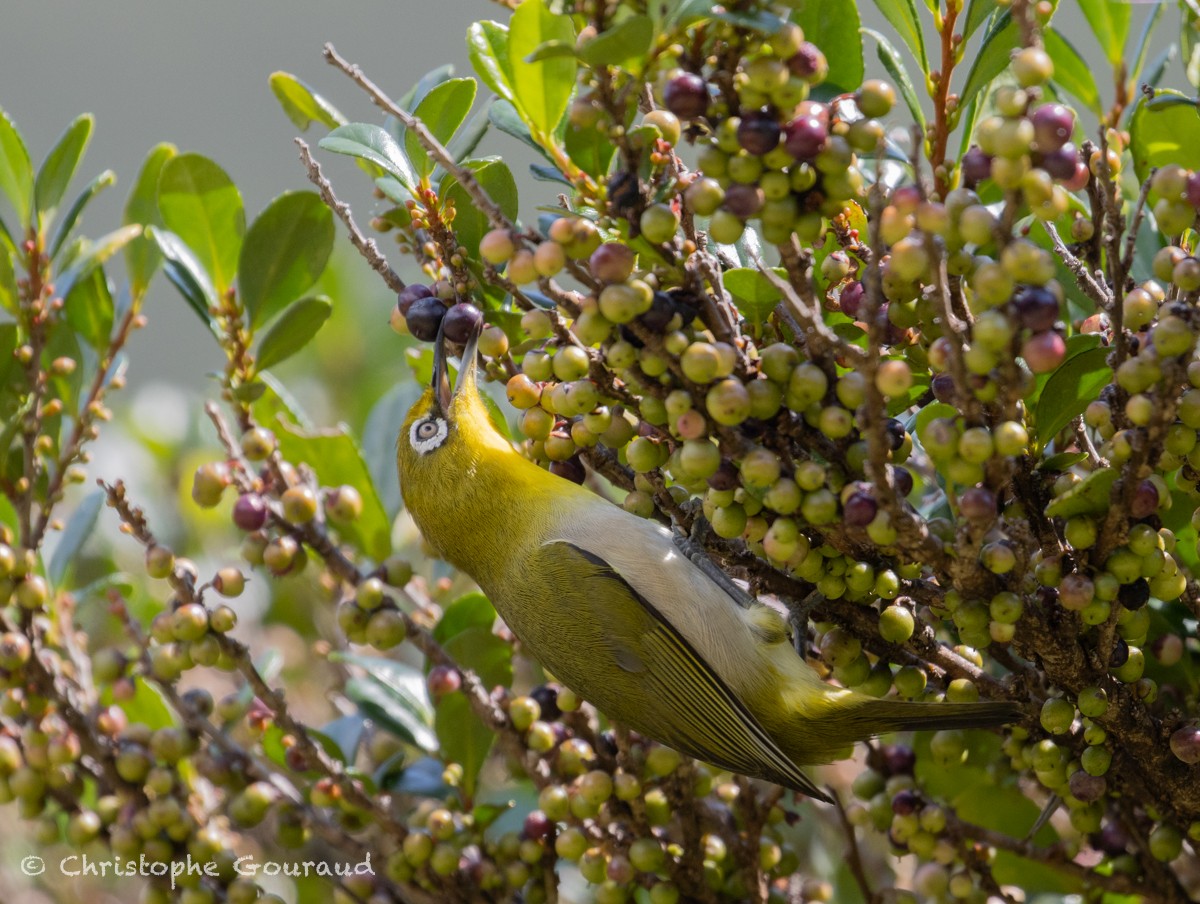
top-left (848, 698), bottom-right (1025, 735)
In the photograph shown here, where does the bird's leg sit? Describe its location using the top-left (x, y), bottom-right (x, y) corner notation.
top-left (672, 516), bottom-right (757, 609)
top-left (786, 592), bottom-right (822, 658)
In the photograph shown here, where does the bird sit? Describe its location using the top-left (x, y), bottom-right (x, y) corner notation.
top-left (396, 321), bottom-right (1022, 801)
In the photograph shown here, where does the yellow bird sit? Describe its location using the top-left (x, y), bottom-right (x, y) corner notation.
top-left (397, 324), bottom-right (1020, 801)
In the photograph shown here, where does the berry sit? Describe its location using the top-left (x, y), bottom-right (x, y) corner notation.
top-left (590, 242), bottom-right (636, 283)
top-left (737, 113), bottom-right (782, 156)
top-left (1021, 330), bottom-right (1066, 373)
top-left (442, 303), bottom-right (483, 343)
top-left (233, 494), bottom-right (268, 531)
top-left (406, 296), bottom-right (448, 342)
top-left (1031, 104), bottom-right (1074, 152)
top-left (663, 73), bottom-right (708, 119)
top-left (1011, 285), bottom-right (1060, 331)
top-left (396, 283), bottom-right (434, 316)
top-left (784, 116), bottom-right (827, 160)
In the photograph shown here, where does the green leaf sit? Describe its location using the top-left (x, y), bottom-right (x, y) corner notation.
top-left (866, 0), bottom-right (927, 75)
top-left (963, 0), bottom-right (999, 41)
top-left (55, 223), bottom-right (141, 302)
top-left (1075, 0), bottom-right (1131, 67)
top-left (564, 116), bottom-right (617, 180)
top-left (316, 714), bottom-right (367, 765)
top-left (49, 169), bottom-right (116, 262)
top-left (268, 71), bottom-right (346, 131)
top-left (274, 418), bottom-right (391, 560)
top-left (107, 677), bottom-right (174, 731)
top-left (1044, 28), bottom-right (1101, 115)
top-left (577, 15), bottom-right (654, 69)
top-left (254, 295), bottom-right (333, 370)
top-left (238, 191), bottom-right (334, 328)
top-left (1129, 91), bottom-right (1200, 185)
top-left (959, 10), bottom-right (1016, 114)
top-left (146, 225), bottom-right (217, 326)
top-left (1127, 2), bottom-right (1164, 92)
top-left (1045, 467), bottom-right (1119, 518)
top-left (124, 143), bottom-right (176, 299)
top-left (863, 28), bottom-right (925, 127)
top-left (48, 489), bottom-right (104, 586)
top-left (1033, 346), bottom-right (1110, 452)
top-left (0, 107), bottom-right (33, 228)
top-left (442, 158), bottom-right (518, 266)
top-left (319, 122), bottom-right (417, 193)
top-left (0, 232), bottom-right (17, 315)
top-left (406, 78), bottom-right (477, 180)
top-left (789, 2), bottom-right (864, 94)
top-left (488, 99), bottom-right (554, 162)
top-left (344, 673), bottom-right (438, 753)
top-left (468, 20), bottom-right (518, 107)
top-left (1039, 451), bottom-right (1088, 472)
top-left (447, 104), bottom-right (492, 165)
top-left (434, 593), bottom-right (497, 645)
top-left (435, 627), bottom-right (513, 798)
top-left (64, 267), bottom-right (115, 353)
top-left (508, 0), bottom-right (577, 137)
top-left (34, 114), bottom-right (93, 228)
top-left (157, 153), bottom-right (245, 295)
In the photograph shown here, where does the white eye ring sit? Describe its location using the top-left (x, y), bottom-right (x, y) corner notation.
top-left (409, 416), bottom-right (448, 454)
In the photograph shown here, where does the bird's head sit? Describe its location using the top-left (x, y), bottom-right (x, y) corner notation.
top-left (396, 317), bottom-right (513, 509)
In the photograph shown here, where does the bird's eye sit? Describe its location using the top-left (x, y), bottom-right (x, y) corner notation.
top-left (409, 416), bottom-right (448, 454)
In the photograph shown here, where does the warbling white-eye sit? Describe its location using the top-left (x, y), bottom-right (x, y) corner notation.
top-left (397, 323), bottom-right (1021, 801)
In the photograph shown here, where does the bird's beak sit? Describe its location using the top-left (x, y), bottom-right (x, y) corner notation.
top-left (431, 316), bottom-right (483, 412)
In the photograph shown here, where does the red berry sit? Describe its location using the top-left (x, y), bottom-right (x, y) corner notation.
top-left (840, 280), bottom-right (865, 318)
top-left (784, 116), bottom-right (828, 160)
top-left (1021, 330), bottom-right (1066, 373)
top-left (427, 665), bottom-right (462, 698)
top-left (843, 491), bottom-right (878, 527)
top-left (232, 494), bottom-right (268, 532)
top-left (1040, 144), bottom-right (1079, 181)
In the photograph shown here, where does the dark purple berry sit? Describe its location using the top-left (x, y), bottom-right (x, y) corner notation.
top-left (784, 115), bottom-right (828, 160)
top-left (891, 789), bottom-right (921, 815)
top-left (1117, 578), bottom-right (1150, 610)
top-left (707, 461), bottom-right (740, 491)
top-left (722, 183), bottom-right (765, 219)
top-left (959, 487), bottom-right (997, 522)
top-left (1170, 725), bottom-right (1200, 764)
top-left (523, 810), bottom-right (553, 840)
top-left (442, 303), bottom-right (484, 344)
top-left (843, 491), bottom-right (878, 527)
top-left (890, 466), bottom-right (914, 497)
top-left (396, 283), bottom-right (434, 316)
top-left (550, 458), bottom-right (587, 485)
top-left (638, 291), bottom-right (678, 332)
top-left (839, 280), bottom-right (865, 318)
top-left (1130, 479), bottom-right (1159, 519)
top-left (931, 372), bottom-right (957, 403)
top-left (960, 146), bottom-right (993, 188)
top-left (880, 743), bottom-right (916, 776)
top-left (884, 418), bottom-right (906, 451)
top-left (737, 113), bottom-right (782, 156)
top-left (1188, 172), bottom-right (1200, 209)
top-left (1068, 770), bottom-right (1106, 803)
top-left (232, 494), bottom-right (268, 532)
top-left (406, 296), bottom-right (448, 342)
top-left (663, 73), bottom-right (709, 119)
top-left (1031, 103), bottom-right (1075, 152)
top-left (1109, 637), bottom-right (1129, 669)
top-left (1040, 144), bottom-right (1079, 181)
top-left (529, 684), bottom-right (562, 721)
top-left (1012, 285), bottom-right (1060, 332)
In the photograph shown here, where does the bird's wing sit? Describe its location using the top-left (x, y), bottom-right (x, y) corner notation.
top-left (536, 539), bottom-right (830, 801)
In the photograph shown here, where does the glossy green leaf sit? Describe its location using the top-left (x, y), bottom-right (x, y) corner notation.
top-left (268, 71), bottom-right (346, 131)
top-left (319, 122), bottom-right (417, 192)
top-left (124, 143), bottom-right (176, 298)
top-left (963, 0), bottom-right (998, 40)
top-left (467, 20), bottom-right (518, 106)
top-left (508, 0), bottom-right (576, 137)
top-left (316, 714), bottom-right (367, 765)
top-left (397, 64), bottom-right (457, 118)
top-left (564, 116), bottom-right (617, 180)
top-left (64, 267), bottom-right (115, 352)
top-left (1044, 28), bottom-right (1101, 115)
top-left (238, 191), bottom-right (333, 327)
top-left (342, 661), bottom-right (437, 753)
top-left (146, 225), bottom-right (217, 326)
top-left (789, 2), bottom-right (864, 94)
top-left (866, 0), bottom-right (927, 75)
top-left (157, 153), bottom-right (245, 295)
top-left (1039, 451), bottom-right (1088, 472)
top-left (959, 10), bottom-right (1016, 114)
top-left (577, 14), bottom-right (653, 69)
top-left (108, 677), bottom-right (174, 731)
top-left (55, 223), bottom-right (141, 301)
top-left (447, 104), bottom-right (492, 165)
top-left (274, 418), bottom-right (391, 560)
top-left (0, 233), bottom-right (16, 315)
top-left (48, 489), bottom-right (104, 586)
top-left (1129, 91), bottom-right (1200, 184)
top-left (49, 169), bottom-right (116, 262)
top-left (255, 295), bottom-right (332, 370)
top-left (0, 107), bottom-right (33, 227)
top-left (442, 158), bottom-right (518, 266)
top-left (488, 99), bottom-right (554, 162)
top-left (1045, 467), bottom-right (1119, 518)
top-left (406, 78), bottom-right (477, 180)
top-left (863, 28), bottom-right (925, 127)
top-left (1075, 0), bottom-right (1131, 66)
top-left (525, 40), bottom-right (577, 63)
top-left (1033, 346), bottom-right (1110, 451)
top-left (34, 114), bottom-right (93, 228)
top-left (434, 593), bottom-right (497, 645)
top-left (435, 627), bottom-right (513, 798)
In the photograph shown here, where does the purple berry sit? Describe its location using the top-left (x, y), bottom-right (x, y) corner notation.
top-left (663, 73), bottom-right (709, 119)
top-left (1012, 285), bottom-right (1061, 332)
top-left (233, 494), bottom-right (268, 532)
top-left (1130, 479), bottom-right (1159, 519)
top-left (960, 146), bottom-right (993, 188)
top-left (405, 296), bottom-right (448, 342)
top-left (1169, 725), bottom-right (1200, 764)
top-left (737, 113), bottom-right (782, 156)
top-left (879, 743), bottom-right (916, 776)
top-left (1117, 578), bottom-right (1150, 610)
top-left (959, 487), bottom-right (997, 522)
top-left (784, 115), bottom-right (828, 160)
top-left (839, 280), bottom-right (865, 318)
top-left (1188, 171), bottom-right (1200, 209)
top-left (722, 183), bottom-right (765, 219)
top-left (843, 491), bottom-right (878, 527)
top-left (442, 303), bottom-right (483, 344)
top-left (550, 458), bottom-right (587, 485)
top-left (891, 466), bottom-right (913, 497)
top-left (1068, 770), bottom-right (1106, 803)
top-left (931, 372), bottom-right (957, 403)
top-left (787, 43), bottom-right (826, 81)
top-left (1031, 103), bottom-right (1075, 152)
top-left (1040, 144), bottom-right (1079, 181)
top-left (396, 283), bottom-right (434, 316)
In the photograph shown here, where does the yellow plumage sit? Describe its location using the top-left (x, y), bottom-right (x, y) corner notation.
top-left (397, 328), bottom-right (1020, 801)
